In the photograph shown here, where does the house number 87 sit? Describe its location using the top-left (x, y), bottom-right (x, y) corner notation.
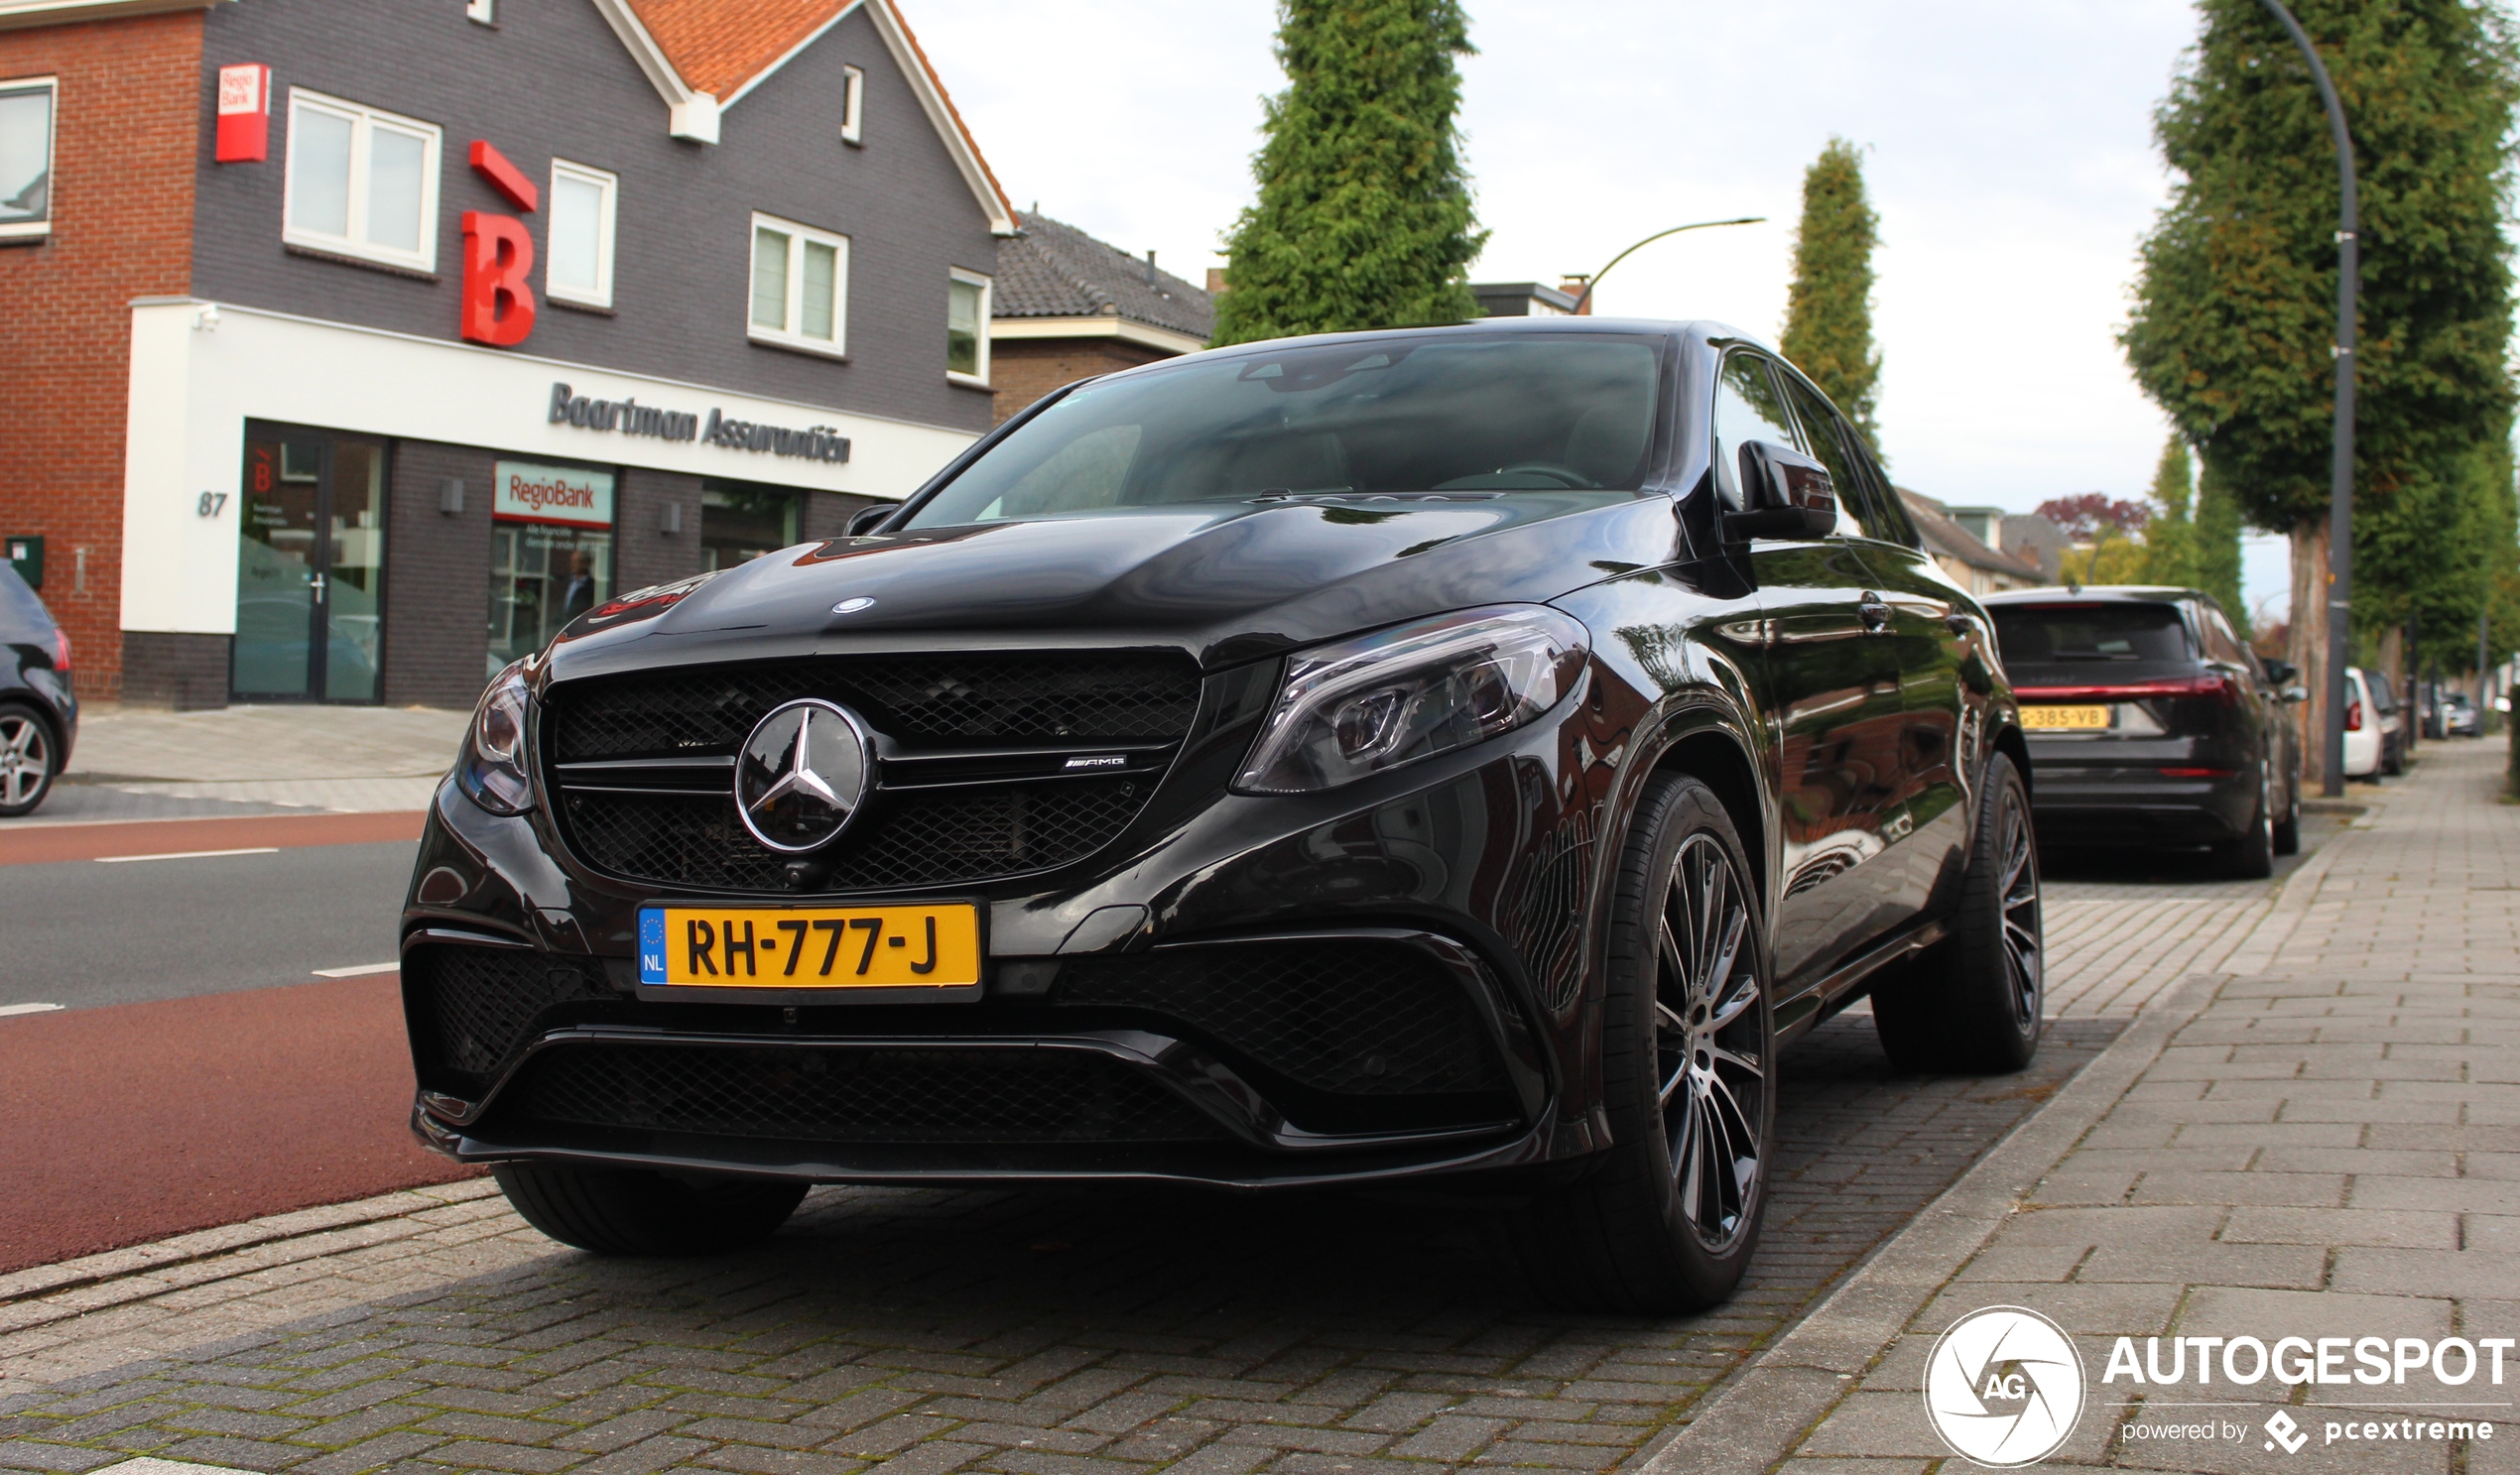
top-left (197, 492), bottom-right (229, 517)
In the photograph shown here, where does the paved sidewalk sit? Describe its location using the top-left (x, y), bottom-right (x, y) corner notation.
top-left (1656, 739), bottom-right (2518, 1472)
top-left (23, 707), bottom-right (466, 825)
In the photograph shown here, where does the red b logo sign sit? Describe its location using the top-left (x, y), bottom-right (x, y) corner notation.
top-left (460, 211), bottom-right (537, 347)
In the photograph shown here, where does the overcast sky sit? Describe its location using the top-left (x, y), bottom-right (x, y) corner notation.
top-left (913, 0), bottom-right (2298, 621)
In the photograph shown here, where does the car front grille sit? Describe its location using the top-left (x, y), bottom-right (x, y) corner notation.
top-left (552, 655), bottom-right (1202, 761)
top-left (499, 1043), bottom-right (1226, 1144)
top-left (561, 781), bottom-right (1146, 892)
top-left (405, 942), bottom-right (613, 1089)
top-left (542, 653), bottom-right (1200, 893)
top-left (1056, 941), bottom-right (1508, 1097)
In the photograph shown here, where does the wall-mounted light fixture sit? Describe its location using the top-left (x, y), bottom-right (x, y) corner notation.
top-left (439, 478), bottom-right (465, 515)
top-left (660, 501), bottom-right (683, 535)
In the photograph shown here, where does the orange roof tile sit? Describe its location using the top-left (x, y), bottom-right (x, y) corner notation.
top-left (623, 0), bottom-right (845, 99)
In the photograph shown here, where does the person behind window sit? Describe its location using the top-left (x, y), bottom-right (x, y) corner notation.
top-left (560, 550), bottom-right (597, 622)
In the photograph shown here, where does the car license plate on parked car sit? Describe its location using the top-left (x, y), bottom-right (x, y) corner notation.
top-left (637, 904), bottom-right (982, 989)
top-left (2021, 704), bottom-right (2111, 731)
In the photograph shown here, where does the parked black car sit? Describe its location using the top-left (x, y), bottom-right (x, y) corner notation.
top-left (0, 564), bottom-right (76, 818)
top-left (1983, 586), bottom-right (2300, 876)
top-left (400, 320), bottom-right (2040, 1311)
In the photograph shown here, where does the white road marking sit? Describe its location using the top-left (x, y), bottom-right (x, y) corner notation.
top-left (0, 1002), bottom-right (65, 1018)
top-left (312, 962), bottom-right (400, 978)
top-left (93, 847), bottom-right (283, 863)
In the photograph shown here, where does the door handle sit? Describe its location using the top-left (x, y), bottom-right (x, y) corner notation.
top-left (1858, 593), bottom-right (1891, 632)
top-left (309, 571), bottom-right (327, 599)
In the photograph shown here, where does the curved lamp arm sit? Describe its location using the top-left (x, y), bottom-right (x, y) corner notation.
top-left (1568, 216), bottom-right (1765, 315)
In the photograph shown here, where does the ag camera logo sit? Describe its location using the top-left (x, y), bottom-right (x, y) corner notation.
top-left (1925, 1306), bottom-right (2087, 1467)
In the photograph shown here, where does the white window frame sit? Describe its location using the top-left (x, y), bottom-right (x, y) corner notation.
top-left (946, 267), bottom-right (992, 387)
top-left (465, 0), bottom-right (495, 22)
top-left (281, 87), bottom-right (441, 273)
top-left (544, 158), bottom-right (617, 308)
top-left (0, 75), bottom-right (58, 241)
top-left (840, 65), bottom-right (864, 146)
top-left (747, 211), bottom-right (849, 358)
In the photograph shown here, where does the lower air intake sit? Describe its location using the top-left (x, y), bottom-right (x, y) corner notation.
top-left (503, 1044), bottom-right (1226, 1144)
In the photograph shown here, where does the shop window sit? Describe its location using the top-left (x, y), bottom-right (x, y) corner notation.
top-left (947, 268), bottom-right (990, 385)
top-left (487, 460), bottom-right (613, 674)
top-left (547, 159), bottom-right (616, 307)
top-left (840, 65), bottom-right (864, 146)
top-left (284, 88), bottom-right (441, 273)
top-left (0, 77), bottom-right (56, 240)
top-left (702, 481), bottom-right (801, 570)
top-left (748, 211), bottom-right (847, 356)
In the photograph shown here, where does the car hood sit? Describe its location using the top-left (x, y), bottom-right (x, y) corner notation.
top-left (545, 492), bottom-right (1682, 682)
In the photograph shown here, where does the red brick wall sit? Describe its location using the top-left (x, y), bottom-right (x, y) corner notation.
top-left (0, 13), bottom-right (201, 700)
top-left (990, 337), bottom-right (1179, 425)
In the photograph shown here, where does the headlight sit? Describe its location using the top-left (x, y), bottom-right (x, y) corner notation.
top-left (456, 660), bottom-right (535, 815)
top-left (1234, 605), bottom-right (1589, 794)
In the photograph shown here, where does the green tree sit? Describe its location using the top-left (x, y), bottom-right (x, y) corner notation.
top-left (2119, 0), bottom-right (2519, 783)
top-left (1212, 0), bottom-right (1486, 344)
top-left (2142, 438), bottom-right (2201, 588)
top-left (1779, 138), bottom-right (1884, 454)
top-left (2196, 458), bottom-right (2248, 636)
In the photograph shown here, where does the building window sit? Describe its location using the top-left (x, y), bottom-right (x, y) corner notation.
top-left (466, 0), bottom-right (495, 22)
top-left (0, 77), bottom-right (56, 240)
top-left (946, 268), bottom-right (990, 384)
top-left (701, 481), bottom-right (800, 570)
top-left (284, 88), bottom-right (441, 272)
top-left (546, 159), bottom-right (616, 307)
top-left (840, 65), bottom-right (864, 146)
top-left (488, 460), bottom-right (613, 675)
top-left (748, 212), bottom-right (847, 356)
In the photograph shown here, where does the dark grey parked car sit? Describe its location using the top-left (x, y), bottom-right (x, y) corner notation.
top-left (0, 564), bottom-right (77, 818)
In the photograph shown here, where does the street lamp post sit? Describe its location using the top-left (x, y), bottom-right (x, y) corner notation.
top-left (1567, 217), bottom-right (1764, 316)
top-left (2257, 0), bottom-right (2358, 799)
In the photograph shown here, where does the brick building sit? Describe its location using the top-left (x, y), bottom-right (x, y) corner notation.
top-left (987, 212), bottom-right (1211, 426)
top-left (0, 0), bottom-right (1016, 708)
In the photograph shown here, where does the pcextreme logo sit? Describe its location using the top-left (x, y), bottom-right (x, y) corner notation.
top-left (1924, 1306), bottom-right (2087, 1467)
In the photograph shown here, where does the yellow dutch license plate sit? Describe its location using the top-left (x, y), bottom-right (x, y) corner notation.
top-left (2021, 704), bottom-right (2111, 731)
top-left (637, 904), bottom-right (982, 989)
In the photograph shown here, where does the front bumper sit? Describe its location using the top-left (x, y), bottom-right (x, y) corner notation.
top-left (399, 694), bottom-right (1603, 1190)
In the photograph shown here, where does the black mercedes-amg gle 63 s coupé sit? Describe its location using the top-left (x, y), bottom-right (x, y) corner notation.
top-left (402, 318), bottom-right (2041, 1311)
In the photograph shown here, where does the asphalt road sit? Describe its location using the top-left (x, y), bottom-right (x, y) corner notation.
top-left (0, 815), bottom-right (420, 1011)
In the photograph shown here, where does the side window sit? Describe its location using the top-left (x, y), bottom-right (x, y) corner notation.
top-left (1776, 373), bottom-right (1875, 541)
top-left (0, 76), bottom-right (55, 241)
top-left (2199, 605), bottom-right (2250, 667)
top-left (1712, 353), bottom-right (1799, 510)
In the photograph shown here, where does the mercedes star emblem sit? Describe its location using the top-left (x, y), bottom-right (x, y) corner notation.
top-left (734, 698), bottom-right (872, 853)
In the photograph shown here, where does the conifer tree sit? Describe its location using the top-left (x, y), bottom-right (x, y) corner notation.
top-left (2119, 0), bottom-right (2519, 780)
top-left (1213, 0), bottom-right (1486, 344)
top-left (2142, 438), bottom-right (2201, 589)
top-left (1779, 138), bottom-right (1883, 453)
top-left (2196, 460), bottom-right (2249, 637)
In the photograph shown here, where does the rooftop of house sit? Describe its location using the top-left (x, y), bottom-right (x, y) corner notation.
top-left (624, 0), bottom-right (842, 98)
top-left (1898, 488), bottom-right (2049, 582)
top-left (994, 214), bottom-right (1216, 342)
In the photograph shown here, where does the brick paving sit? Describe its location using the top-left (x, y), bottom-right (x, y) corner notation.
top-left (0, 1014), bottom-right (2118, 1475)
top-left (1656, 740), bottom-right (2519, 1473)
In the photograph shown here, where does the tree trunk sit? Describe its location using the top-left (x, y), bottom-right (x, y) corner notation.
top-left (2288, 522), bottom-right (2331, 788)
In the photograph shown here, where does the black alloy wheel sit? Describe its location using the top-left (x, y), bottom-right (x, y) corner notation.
top-left (1873, 753), bottom-right (2044, 1074)
top-left (1508, 772), bottom-right (1773, 1313)
top-left (0, 705), bottom-right (56, 818)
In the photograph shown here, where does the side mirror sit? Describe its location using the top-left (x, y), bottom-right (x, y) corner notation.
top-left (2282, 685), bottom-right (2310, 703)
top-left (2264, 659), bottom-right (2299, 685)
top-left (845, 503), bottom-right (897, 537)
top-left (1723, 439), bottom-right (1836, 541)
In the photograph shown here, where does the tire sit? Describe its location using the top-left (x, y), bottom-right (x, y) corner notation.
top-left (1872, 753), bottom-right (2044, 1074)
top-left (2212, 771), bottom-right (2276, 880)
top-left (2271, 773), bottom-right (2301, 857)
top-left (493, 1164), bottom-right (806, 1256)
top-left (0, 704), bottom-right (59, 818)
top-left (1508, 772), bottom-right (1774, 1314)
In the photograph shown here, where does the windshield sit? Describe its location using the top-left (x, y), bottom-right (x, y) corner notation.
top-left (904, 334), bottom-right (1663, 528)
top-left (1993, 602), bottom-right (2195, 674)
